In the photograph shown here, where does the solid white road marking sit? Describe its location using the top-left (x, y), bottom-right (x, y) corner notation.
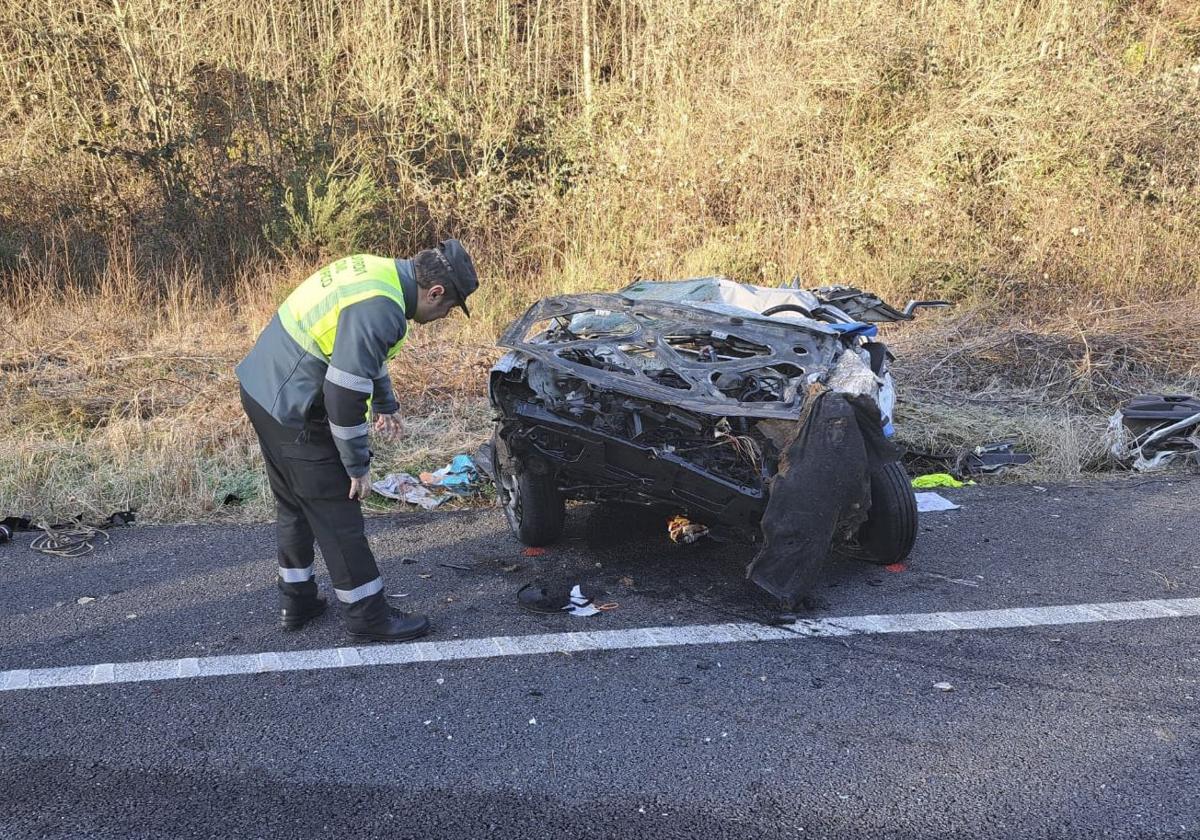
top-left (2, 596), bottom-right (1198, 694)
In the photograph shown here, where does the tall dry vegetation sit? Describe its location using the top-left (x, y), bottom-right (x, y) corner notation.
top-left (2, 0), bottom-right (1199, 520)
top-left (4, 0), bottom-right (1199, 311)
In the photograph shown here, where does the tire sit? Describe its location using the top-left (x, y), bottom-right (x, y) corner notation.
top-left (494, 443), bottom-right (565, 547)
top-left (856, 461), bottom-right (917, 565)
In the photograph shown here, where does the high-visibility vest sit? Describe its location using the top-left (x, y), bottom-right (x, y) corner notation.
top-left (277, 254), bottom-right (408, 361)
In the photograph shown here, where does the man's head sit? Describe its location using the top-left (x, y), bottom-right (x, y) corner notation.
top-left (411, 239), bottom-right (479, 324)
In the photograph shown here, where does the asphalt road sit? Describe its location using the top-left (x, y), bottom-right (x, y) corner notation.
top-left (1, 475), bottom-right (1198, 839)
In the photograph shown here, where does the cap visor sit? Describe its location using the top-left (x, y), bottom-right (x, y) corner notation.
top-left (458, 300), bottom-right (471, 317)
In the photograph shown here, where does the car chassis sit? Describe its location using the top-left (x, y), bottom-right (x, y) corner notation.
top-left (488, 278), bottom-right (946, 603)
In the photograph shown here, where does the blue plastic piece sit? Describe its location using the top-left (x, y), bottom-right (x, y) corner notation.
top-left (828, 321), bottom-right (878, 338)
top-left (431, 454), bottom-right (481, 495)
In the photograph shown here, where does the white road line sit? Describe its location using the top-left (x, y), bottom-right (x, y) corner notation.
top-left (2, 596), bottom-right (1198, 694)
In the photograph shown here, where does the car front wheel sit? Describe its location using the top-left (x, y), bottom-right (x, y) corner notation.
top-left (494, 444), bottom-right (565, 547)
top-left (855, 461), bottom-right (918, 565)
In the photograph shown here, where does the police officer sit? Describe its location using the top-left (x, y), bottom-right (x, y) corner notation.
top-left (237, 240), bottom-right (478, 640)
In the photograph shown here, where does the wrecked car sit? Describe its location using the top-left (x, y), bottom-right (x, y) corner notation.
top-left (488, 277), bottom-right (947, 605)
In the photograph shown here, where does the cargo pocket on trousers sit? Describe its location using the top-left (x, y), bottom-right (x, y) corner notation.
top-left (280, 442), bottom-right (351, 499)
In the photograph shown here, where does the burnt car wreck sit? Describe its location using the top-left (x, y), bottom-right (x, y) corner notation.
top-left (489, 278), bottom-right (947, 606)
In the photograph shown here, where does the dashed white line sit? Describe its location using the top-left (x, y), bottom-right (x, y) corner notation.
top-left (2, 596), bottom-right (1198, 694)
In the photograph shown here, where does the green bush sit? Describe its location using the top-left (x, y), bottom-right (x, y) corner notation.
top-left (265, 166), bottom-right (381, 261)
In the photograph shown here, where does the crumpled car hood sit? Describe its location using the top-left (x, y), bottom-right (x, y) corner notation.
top-left (497, 291), bottom-right (842, 420)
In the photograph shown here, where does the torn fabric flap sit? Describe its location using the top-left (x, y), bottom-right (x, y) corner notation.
top-left (746, 387), bottom-right (899, 607)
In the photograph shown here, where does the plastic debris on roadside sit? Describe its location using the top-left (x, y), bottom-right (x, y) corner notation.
top-left (565, 584), bottom-right (602, 617)
top-left (915, 492), bottom-right (961, 512)
top-left (371, 473), bottom-right (450, 510)
top-left (667, 515), bottom-right (710, 544)
top-left (911, 472), bottom-right (969, 489)
top-left (1107, 394), bottom-right (1200, 472)
top-left (904, 443), bottom-right (1030, 480)
top-left (516, 582), bottom-right (615, 617)
top-left (960, 440), bottom-right (1033, 475)
top-left (420, 454), bottom-right (484, 495)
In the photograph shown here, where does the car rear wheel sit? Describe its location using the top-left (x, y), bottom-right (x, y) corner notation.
top-left (856, 461), bottom-right (917, 565)
top-left (494, 444), bottom-right (565, 547)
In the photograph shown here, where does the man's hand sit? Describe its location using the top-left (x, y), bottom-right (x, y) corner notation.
top-left (349, 475), bottom-right (372, 501)
top-left (373, 411), bottom-right (403, 443)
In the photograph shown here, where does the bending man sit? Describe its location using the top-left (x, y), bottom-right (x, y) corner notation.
top-left (236, 240), bottom-right (478, 640)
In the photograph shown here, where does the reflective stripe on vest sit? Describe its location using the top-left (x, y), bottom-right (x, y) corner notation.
top-left (277, 255), bottom-right (408, 360)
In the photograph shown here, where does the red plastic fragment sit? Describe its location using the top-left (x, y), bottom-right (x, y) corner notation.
top-left (883, 563), bottom-right (907, 573)
top-left (522, 547), bottom-right (547, 557)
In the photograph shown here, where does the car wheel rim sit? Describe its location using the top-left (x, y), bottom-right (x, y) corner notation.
top-left (500, 472), bottom-right (522, 529)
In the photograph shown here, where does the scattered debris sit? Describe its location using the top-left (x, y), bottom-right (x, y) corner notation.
top-left (933, 682), bottom-right (955, 692)
top-left (667, 515), bottom-right (710, 544)
top-left (516, 582), bottom-right (614, 617)
top-left (438, 562), bottom-right (473, 572)
top-left (3, 512), bottom-right (131, 557)
top-left (883, 563), bottom-right (907, 573)
top-left (222, 493), bottom-right (243, 506)
top-left (501, 563), bottom-right (522, 573)
top-left (2, 515), bottom-right (32, 533)
top-left (915, 492), bottom-right (961, 512)
top-left (522, 547), bottom-right (547, 557)
top-left (1107, 394), bottom-right (1200, 472)
top-left (32, 520), bottom-right (111, 557)
top-left (517, 583), bottom-right (569, 614)
top-left (960, 440), bottom-right (1033, 475)
top-left (920, 571), bottom-right (980, 588)
top-left (420, 454), bottom-right (484, 496)
top-left (371, 473), bottom-right (450, 509)
top-left (76, 596), bottom-right (96, 605)
top-left (911, 473), bottom-right (968, 489)
top-left (565, 584), bottom-right (602, 617)
top-left (905, 441), bottom-right (1031, 480)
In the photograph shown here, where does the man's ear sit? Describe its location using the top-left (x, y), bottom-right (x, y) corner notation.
top-left (428, 284), bottom-right (446, 301)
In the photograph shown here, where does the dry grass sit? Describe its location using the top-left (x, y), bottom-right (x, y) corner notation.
top-left (2, 0), bottom-right (1199, 519)
top-left (3, 246), bottom-right (1196, 522)
top-left (2, 0), bottom-right (1198, 319)
top-left (0, 250), bottom-right (496, 523)
top-left (889, 298), bottom-right (1200, 481)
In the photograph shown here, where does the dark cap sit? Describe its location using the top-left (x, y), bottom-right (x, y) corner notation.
top-left (435, 239), bottom-right (479, 317)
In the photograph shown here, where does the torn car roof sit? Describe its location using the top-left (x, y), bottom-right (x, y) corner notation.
top-left (497, 288), bottom-right (843, 419)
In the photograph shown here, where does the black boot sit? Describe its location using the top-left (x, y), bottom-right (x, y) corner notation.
top-left (279, 583), bottom-right (328, 631)
top-left (345, 592), bottom-right (431, 642)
